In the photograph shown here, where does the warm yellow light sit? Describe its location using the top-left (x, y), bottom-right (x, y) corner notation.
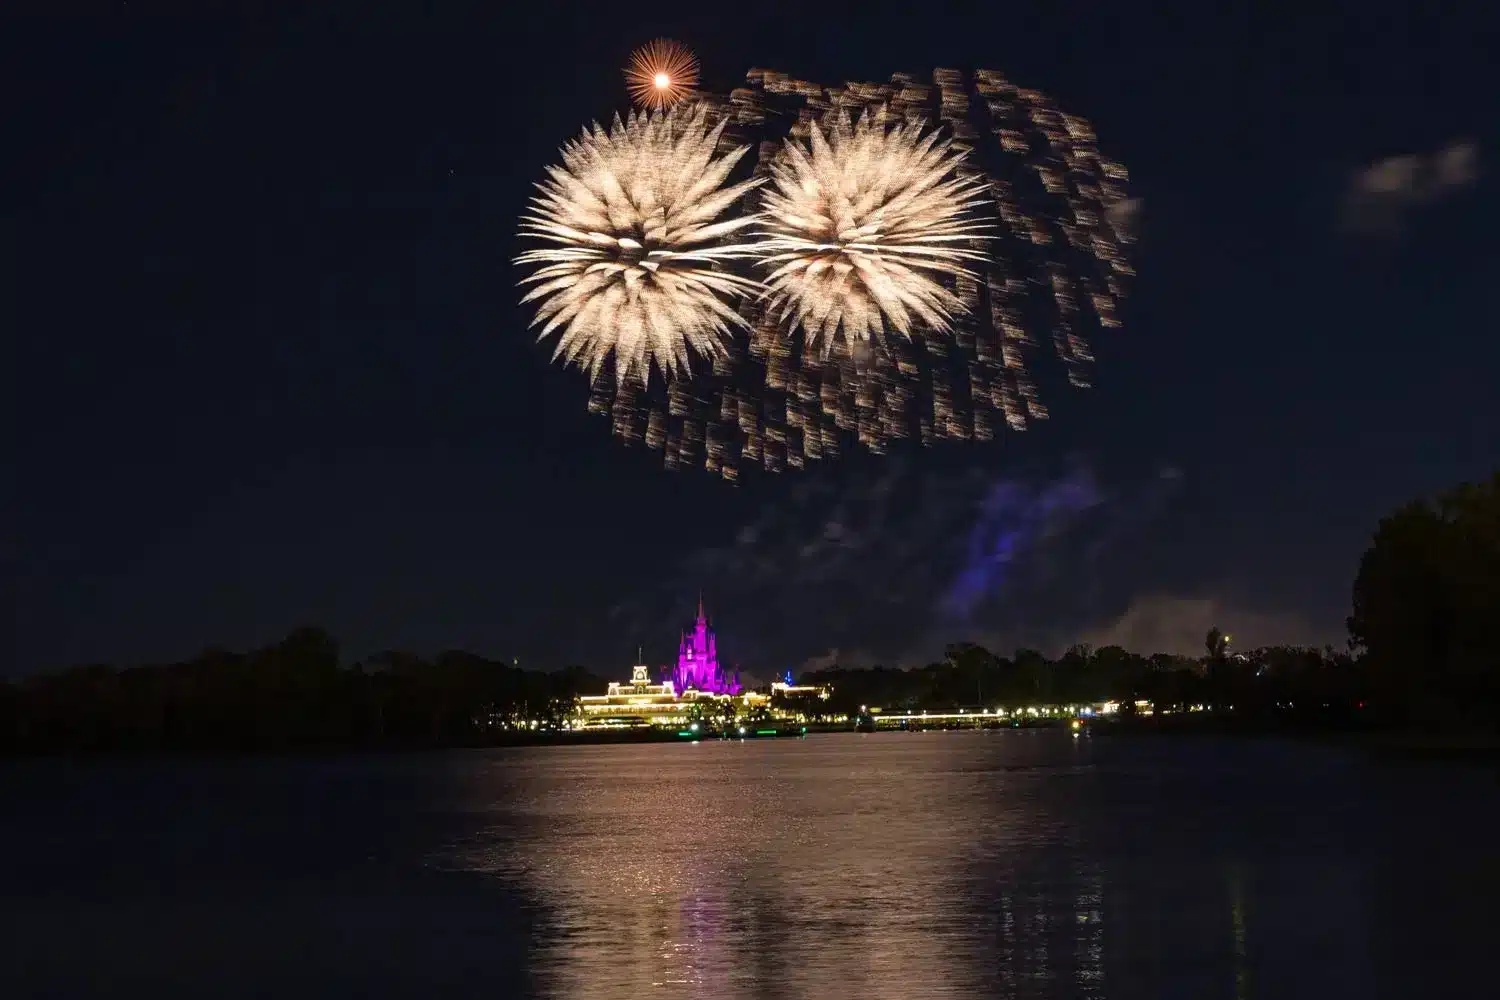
top-left (625, 39), bottom-right (698, 110)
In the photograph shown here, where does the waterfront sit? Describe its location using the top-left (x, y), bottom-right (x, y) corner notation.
top-left (3, 732), bottom-right (1496, 998)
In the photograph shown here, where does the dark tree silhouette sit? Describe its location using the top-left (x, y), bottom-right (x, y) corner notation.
top-left (0, 629), bottom-right (607, 755)
top-left (1349, 472), bottom-right (1500, 726)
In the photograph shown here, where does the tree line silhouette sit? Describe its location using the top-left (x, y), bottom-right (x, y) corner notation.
top-left (2, 472), bottom-right (1494, 754)
top-left (0, 635), bottom-right (607, 754)
top-left (792, 639), bottom-right (1369, 728)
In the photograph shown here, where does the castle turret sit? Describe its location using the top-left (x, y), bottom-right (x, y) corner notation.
top-left (664, 593), bottom-right (739, 695)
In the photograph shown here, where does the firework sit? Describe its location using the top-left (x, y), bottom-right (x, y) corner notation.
top-left (515, 106), bottom-right (764, 387)
top-left (709, 65), bottom-right (1135, 468)
top-left (625, 39), bottom-right (700, 111)
top-left (754, 107), bottom-right (992, 352)
top-left (527, 60), bottom-right (1135, 478)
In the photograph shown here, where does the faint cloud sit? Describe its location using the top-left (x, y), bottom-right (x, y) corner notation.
top-left (1074, 595), bottom-right (1335, 656)
top-left (946, 594), bottom-right (1336, 663)
top-left (940, 468), bottom-right (1103, 619)
top-left (1344, 139), bottom-right (1479, 234)
top-left (799, 646), bottom-right (886, 672)
top-left (608, 457), bottom-right (1185, 670)
top-left (1105, 197), bottom-right (1143, 240)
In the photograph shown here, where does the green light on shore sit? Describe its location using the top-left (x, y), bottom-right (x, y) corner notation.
top-left (676, 731), bottom-right (694, 737)
top-left (756, 729), bottom-right (777, 735)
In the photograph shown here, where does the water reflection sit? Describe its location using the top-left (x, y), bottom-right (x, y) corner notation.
top-left (433, 732), bottom-right (1485, 999)
top-left (1229, 864), bottom-right (1248, 1000)
top-left (443, 734), bottom-right (1129, 997)
top-left (7, 737), bottom-right (1495, 998)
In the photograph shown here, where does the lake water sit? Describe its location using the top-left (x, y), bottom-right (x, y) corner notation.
top-left (3, 731), bottom-right (1496, 998)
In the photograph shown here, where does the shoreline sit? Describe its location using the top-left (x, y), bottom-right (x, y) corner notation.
top-left (6, 718), bottom-right (1499, 761)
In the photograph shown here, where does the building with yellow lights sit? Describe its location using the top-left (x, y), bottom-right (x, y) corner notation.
top-left (576, 661), bottom-right (798, 730)
top-left (577, 663), bottom-right (696, 728)
top-left (574, 601), bottom-right (825, 730)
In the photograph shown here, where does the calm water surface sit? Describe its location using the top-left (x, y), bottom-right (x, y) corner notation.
top-left (3, 732), bottom-right (1496, 998)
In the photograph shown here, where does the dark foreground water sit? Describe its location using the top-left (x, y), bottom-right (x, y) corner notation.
top-left (3, 732), bottom-right (1497, 998)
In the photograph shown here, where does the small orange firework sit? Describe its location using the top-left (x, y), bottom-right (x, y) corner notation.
top-left (625, 39), bottom-right (699, 111)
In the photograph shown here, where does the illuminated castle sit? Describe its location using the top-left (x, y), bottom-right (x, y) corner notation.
top-left (666, 594), bottom-right (741, 695)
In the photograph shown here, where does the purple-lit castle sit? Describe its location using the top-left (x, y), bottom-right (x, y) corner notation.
top-left (665, 594), bottom-right (741, 695)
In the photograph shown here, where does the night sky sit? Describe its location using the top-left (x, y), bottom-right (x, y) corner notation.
top-left (3, 4), bottom-right (1495, 679)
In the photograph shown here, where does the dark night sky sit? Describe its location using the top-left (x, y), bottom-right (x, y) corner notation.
top-left (2, 3), bottom-right (1495, 678)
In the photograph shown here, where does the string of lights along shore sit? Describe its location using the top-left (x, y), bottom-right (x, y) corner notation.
top-left (515, 39), bottom-right (1137, 480)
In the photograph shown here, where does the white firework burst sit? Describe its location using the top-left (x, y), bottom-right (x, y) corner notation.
top-left (516, 106), bottom-right (764, 385)
top-left (754, 108), bottom-right (993, 351)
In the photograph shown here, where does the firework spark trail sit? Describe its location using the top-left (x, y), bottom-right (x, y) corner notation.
top-left (515, 107), bottom-right (764, 390)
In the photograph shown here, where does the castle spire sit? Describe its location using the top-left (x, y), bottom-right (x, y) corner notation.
top-left (697, 590), bottom-right (705, 621)
top-left (636, 644), bottom-right (643, 665)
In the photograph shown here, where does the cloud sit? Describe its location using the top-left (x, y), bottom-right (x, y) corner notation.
top-left (940, 469), bottom-right (1104, 619)
top-left (942, 593), bottom-right (1337, 665)
top-left (798, 647), bottom-right (886, 672)
top-left (606, 458), bottom-right (1185, 671)
top-left (1344, 139), bottom-right (1479, 234)
top-left (1072, 595), bottom-right (1337, 657)
top-left (606, 459), bottom-right (1331, 671)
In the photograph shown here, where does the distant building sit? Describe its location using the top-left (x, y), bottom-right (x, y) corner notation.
top-left (575, 596), bottom-right (803, 729)
top-left (665, 594), bottom-right (741, 696)
top-left (577, 660), bottom-right (692, 728)
top-left (770, 680), bottom-right (829, 700)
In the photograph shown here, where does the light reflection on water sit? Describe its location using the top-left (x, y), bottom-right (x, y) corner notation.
top-left (4, 732), bottom-right (1496, 998)
top-left (434, 730), bottom-right (1459, 999)
top-left (441, 734), bottom-right (1091, 998)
